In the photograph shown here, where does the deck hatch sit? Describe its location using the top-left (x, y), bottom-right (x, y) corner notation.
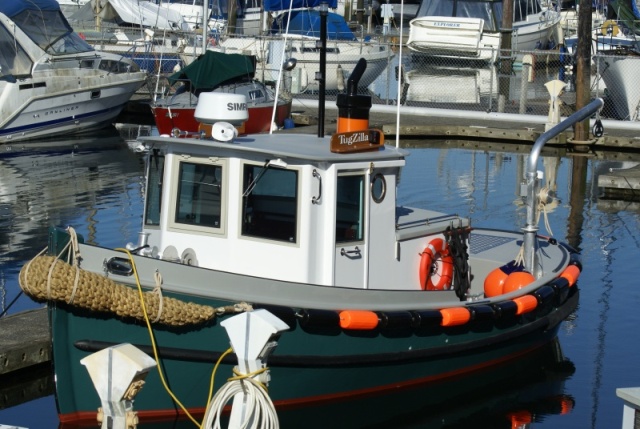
top-left (469, 234), bottom-right (516, 254)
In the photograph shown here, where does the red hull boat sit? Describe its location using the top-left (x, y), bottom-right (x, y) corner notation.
top-left (152, 85), bottom-right (292, 135)
top-left (151, 51), bottom-right (292, 135)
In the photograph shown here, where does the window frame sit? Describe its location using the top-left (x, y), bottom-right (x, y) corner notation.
top-left (335, 172), bottom-right (366, 244)
top-left (167, 155), bottom-right (228, 235)
top-left (239, 161), bottom-right (300, 245)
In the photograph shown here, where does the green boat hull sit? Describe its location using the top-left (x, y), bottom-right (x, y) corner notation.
top-left (50, 285), bottom-right (578, 425)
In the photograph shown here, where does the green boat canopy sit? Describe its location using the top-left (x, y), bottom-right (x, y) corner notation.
top-left (168, 51), bottom-right (256, 91)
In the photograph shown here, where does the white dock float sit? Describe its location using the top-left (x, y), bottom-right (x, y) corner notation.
top-left (617, 387), bottom-right (640, 429)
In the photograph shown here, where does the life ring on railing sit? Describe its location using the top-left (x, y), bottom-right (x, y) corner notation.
top-left (419, 238), bottom-right (454, 291)
top-left (601, 20), bottom-right (620, 37)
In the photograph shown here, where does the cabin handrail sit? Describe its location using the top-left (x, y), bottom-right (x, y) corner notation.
top-left (523, 98), bottom-right (604, 276)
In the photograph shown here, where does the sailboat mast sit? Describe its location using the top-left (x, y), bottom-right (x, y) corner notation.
top-left (203, 0), bottom-right (208, 52)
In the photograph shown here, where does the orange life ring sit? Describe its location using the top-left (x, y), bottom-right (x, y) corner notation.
top-left (419, 238), bottom-right (454, 290)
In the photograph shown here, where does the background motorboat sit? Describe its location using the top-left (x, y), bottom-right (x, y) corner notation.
top-left (0, 0), bottom-right (148, 143)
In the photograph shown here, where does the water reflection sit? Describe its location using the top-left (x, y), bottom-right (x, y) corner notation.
top-left (0, 129), bottom-right (144, 316)
top-left (0, 363), bottom-right (53, 410)
top-left (402, 64), bottom-right (498, 107)
top-left (593, 161), bottom-right (640, 213)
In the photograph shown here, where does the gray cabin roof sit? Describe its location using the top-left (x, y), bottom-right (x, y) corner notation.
top-left (139, 133), bottom-right (409, 165)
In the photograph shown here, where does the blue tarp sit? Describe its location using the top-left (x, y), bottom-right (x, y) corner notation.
top-left (270, 10), bottom-right (356, 40)
top-left (0, 0), bottom-right (60, 17)
top-left (264, 0), bottom-right (338, 12)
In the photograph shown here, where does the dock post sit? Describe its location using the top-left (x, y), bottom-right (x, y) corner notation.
top-left (519, 54), bottom-right (534, 115)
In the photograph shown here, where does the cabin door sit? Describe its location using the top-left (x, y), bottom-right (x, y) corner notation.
top-left (334, 173), bottom-right (367, 288)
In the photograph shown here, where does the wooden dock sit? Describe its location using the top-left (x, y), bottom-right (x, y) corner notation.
top-left (0, 308), bottom-right (50, 376)
top-left (598, 164), bottom-right (640, 198)
top-left (0, 308), bottom-right (53, 408)
top-left (597, 163), bottom-right (640, 212)
top-left (287, 100), bottom-right (640, 151)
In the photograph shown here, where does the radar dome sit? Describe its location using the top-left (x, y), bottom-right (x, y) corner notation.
top-left (194, 93), bottom-right (249, 126)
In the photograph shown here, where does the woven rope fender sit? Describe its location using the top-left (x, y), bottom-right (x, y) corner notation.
top-left (19, 255), bottom-right (216, 327)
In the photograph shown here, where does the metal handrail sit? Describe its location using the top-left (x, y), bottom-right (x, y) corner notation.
top-left (522, 97), bottom-right (604, 276)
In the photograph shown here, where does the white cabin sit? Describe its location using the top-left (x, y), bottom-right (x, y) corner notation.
top-left (137, 131), bottom-right (469, 291)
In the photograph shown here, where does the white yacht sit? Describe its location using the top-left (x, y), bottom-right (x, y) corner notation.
top-left (0, 0), bottom-right (148, 143)
top-left (407, 0), bottom-right (562, 63)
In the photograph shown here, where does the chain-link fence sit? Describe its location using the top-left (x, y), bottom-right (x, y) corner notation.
top-left (366, 45), bottom-right (638, 122)
top-left (78, 22), bottom-right (637, 123)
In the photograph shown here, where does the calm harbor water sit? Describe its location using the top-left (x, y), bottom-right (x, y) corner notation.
top-left (0, 125), bottom-right (639, 429)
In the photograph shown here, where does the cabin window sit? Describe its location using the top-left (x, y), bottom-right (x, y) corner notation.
top-left (174, 161), bottom-right (224, 229)
top-left (99, 60), bottom-right (138, 73)
top-left (247, 89), bottom-right (263, 101)
top-left (241, 163), bottom-right (298, 243)
top-left (0, 24), bottom-right (33, 79)
top-left (11, 9), bottom-right (94, 55)
top-left (336, 174), bottom-right (365, 243)
top-left (371, 173), bottom-right (386, 203)
top-left (513, 0), bottom-right (541, 22)
top-left (416, 0), bottom-right (499, 32)
top-left (144, 151), bottom-right (165, 226)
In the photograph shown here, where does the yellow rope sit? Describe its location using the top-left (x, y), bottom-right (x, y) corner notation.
top-left (228, 367), bottom-right (269, 391)
top-left (115, 248), bottom-right (201, 427)
top-left (20, 231), bottom-right (251, 427)
top-left (201, 347), bottom-right (234, 429)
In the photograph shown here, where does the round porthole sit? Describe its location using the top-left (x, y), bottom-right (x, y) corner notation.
top-left (371, 173), bottom-right (386, 203)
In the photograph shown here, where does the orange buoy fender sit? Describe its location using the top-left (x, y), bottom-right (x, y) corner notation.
top-left (440, 307), bottom-right (470, 326)
top-left (513, 295), bottom-right (538, 315)
top-left (559, 395), bottom-right (574, 414)
top-left (339, 310), bottom-right (379, 330)
top-left (483, 260), bottom-right (524, 297)
top-left (509, 410), bottom-right (533, 428)
top-left (560, 265), bottom-right (581, 286)
top-left (419, 238), bottom-right (454, 290)
top-left (484, 267), bottom-right (508, 297)
top-left (503, 271), bottom-right (535, 294)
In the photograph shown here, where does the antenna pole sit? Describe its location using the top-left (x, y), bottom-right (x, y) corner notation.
top-left (318, 2), bottom-right (328, 137)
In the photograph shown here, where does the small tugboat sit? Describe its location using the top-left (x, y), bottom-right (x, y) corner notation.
top-left (19, 60), bottom-right (598, 426)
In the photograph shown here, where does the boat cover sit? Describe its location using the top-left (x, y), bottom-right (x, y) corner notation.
top-left (168, 50), bottom-right (256, 90)
top-left (264, 0), bottom-right (338, 11)
top-left (270, 10), bottom-right (356, 40)
top-left (0, 0), bottom-right (60, 16)
top-left (68, 0), bottom-right (189, 31)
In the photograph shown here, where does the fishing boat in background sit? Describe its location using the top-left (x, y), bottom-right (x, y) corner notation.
top-left (0, 0), bottom-right (147, 143)
top-left (18, 48), bottom-right (594, 424)
top-left (407, 0), bottom-right (562, 63)
top-left (151, 50), bottom-right (292, 135)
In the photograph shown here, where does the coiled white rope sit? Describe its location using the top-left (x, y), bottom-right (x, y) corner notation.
top-left (201, 366), bottom-right (279, 429)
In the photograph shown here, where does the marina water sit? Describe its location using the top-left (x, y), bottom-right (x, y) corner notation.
top-left (0, 125), bottom-right (638, 428)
